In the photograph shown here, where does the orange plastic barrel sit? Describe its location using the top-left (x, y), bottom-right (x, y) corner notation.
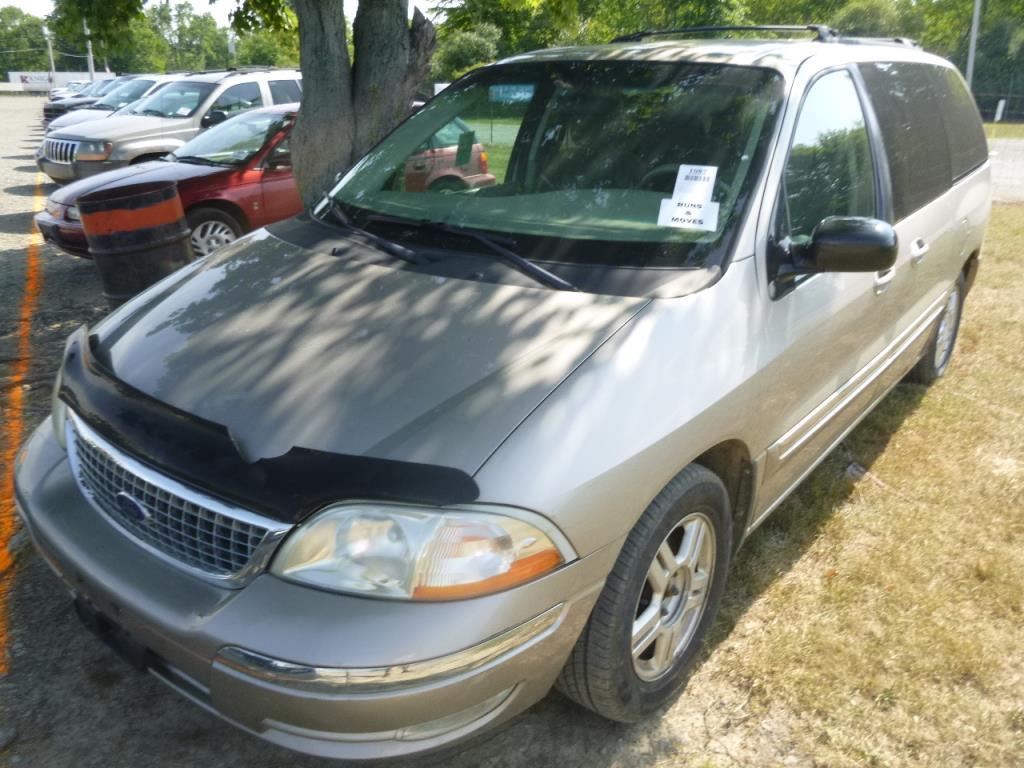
top-left (78, 180), bottom-right (194, 308)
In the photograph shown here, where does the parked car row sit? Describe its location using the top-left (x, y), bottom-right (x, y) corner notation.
top-left (36, 105), bottom-right (303, 257)
top-left (36, 69), bottom-right (494, 260)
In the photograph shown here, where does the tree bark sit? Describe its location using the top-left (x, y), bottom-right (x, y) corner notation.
top-left (290, 0), bottom-right (356, 207)
top-left (289, 0), bottom-right (435, 207)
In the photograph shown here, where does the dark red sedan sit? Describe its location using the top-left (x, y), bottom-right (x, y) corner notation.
top-left (35, 104), bottom-right (303, 258)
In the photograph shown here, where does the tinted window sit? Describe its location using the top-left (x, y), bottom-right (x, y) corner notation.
top-left (134, 81), bottom-right (216, 118)
top-left (778, 70), bottom-right (876, 242)
top-left (269, 79), bottom-right (301, 105)
top-left (931, 67), bottom-right (988, 180)
top-left (858, 62), bottom-right (952, 220)
top-left (212, 82), bottom-right (264, 116)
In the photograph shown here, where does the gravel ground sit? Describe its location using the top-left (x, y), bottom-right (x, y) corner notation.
top-left (0, 95), bottom-right (1022, 768)
top-left (990, 138), bottom-right (1024, 202)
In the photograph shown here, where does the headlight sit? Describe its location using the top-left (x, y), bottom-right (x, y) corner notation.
top-left (45, 199), bottom-right (65, 218)
top-left (66, 205), bottom-right (80, 221)
top-left (51, 368), bottom-right (67, 451)
top-left (75, 141), bottom-right (113, 161)
top-left (271, 503), bottom-right (573, 600)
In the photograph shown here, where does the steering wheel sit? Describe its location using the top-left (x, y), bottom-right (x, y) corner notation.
top-left (639, 164), bottom-right (682, 191)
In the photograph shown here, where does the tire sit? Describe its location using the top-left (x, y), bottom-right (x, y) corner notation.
top-left (187, 207), bottom-right (243, 257)
top-left (557, 463), bottom-right (732, 722)
top-left (906, 272), bottom-right (965, 385)
top-left (428, 177), bottom-right (467, 193)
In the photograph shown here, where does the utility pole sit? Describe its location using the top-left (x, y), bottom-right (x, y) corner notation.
top-left (966, 0), bottom-right (982, 89)
top-left (83, 19), bottom-right (95, 81)
top-left (42, 25), bottom-right (56, 88)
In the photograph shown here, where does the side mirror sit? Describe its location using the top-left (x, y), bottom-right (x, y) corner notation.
top-left (780, 217), bottom-right (897, 280)
top-left (267, 150), bottom-right (291, 169)
top-left (201, 109), bottom-right (227, 128)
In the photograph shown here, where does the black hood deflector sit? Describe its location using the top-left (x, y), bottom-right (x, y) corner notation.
top-left (59, 327), bottom-right (480, 523)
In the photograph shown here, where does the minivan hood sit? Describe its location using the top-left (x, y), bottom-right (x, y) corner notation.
top-left (94, 228), bottom-right (647, 474)
top-left (52, 114), bottom-right (174, 142)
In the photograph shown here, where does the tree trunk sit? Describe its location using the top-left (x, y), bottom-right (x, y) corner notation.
top-left (290, 0), bottom-right (435, 208)
top-left (291, 0), bottom-right (356, 207)
top-left (352, 3), bottom-right (435, 158)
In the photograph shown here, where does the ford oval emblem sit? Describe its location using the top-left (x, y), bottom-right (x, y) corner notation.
top-left (116, 491), bottom-right (151, 524)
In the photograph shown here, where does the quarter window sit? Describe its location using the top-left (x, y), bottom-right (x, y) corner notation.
top-left (930, 67), bottom-right (988, 181)
top-left (776, 69), bottom-right (876, 244)
top-left (269, 79), bottom-right (302, 105)
top-left (211, 82), bottom-right (263, 116)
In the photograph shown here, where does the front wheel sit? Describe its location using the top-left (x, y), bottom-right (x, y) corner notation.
top-left (907, 273), bottom-right (965, 385)
top-left (187, 207), bottom-right (242, 257)
top-left (557, 463), bottom-right (732, 722)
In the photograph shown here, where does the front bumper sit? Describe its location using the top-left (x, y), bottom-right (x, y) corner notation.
top-left (36, 155), bottom-right (121, 184)
top-left (13, 418), bottom-right (612, 760)
top-left (33, 210), bottom-right (90, 258)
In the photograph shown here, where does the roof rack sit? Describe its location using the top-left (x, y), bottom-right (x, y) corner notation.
top-left (611, 24), bottom-right (839, 44)
top-left (841, 36), bottom-right (920, 48)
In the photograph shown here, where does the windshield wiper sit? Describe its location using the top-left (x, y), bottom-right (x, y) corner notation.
top-left (361, 213), bottom-right (579, 292)
top-left (174, 155), bottom-right (225, 166)
top-left (139, 109), bottom-right (166, 117)
top-left (315, 197), bottom-right (424, 265)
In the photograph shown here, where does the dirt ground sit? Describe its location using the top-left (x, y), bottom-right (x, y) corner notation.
top-left (0, 95), bottom-right (1021, 768)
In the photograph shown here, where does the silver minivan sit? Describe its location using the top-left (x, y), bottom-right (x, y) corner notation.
top-left (15, 28), bottom-right (989, 761)
top-left (37, 67), bottom-right (302, 183)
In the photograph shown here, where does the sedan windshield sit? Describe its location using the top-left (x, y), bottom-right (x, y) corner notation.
top-left (133, 81), bottom-right (215, 118)
top-left (330, 61), bottom-right (783, 272)
top-left (94, 78), bottom-right (123, 97)
top-left (174, 110), bottom-right (290, 166)
top-left (90, 78), bottom-right (155, 111)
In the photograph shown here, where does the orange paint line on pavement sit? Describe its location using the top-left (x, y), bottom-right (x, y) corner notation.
top-left (0, 171), bottom-right (46, 675)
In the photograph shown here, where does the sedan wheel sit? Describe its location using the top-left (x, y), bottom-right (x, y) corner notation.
top-left (191, 219), bottom-right (238, 256)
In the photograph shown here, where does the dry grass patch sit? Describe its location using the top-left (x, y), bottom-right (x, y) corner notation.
top-left (695, 204), bottom-right (1024, 767)
top-left (985, 122), bottom-right (1024, 140)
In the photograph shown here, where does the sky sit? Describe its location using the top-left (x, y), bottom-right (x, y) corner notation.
top-left (10, 0), bottom-right (433, 28)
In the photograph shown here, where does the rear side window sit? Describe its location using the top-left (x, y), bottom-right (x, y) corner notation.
top-left (269, 79), bottom-right (302, 105)
top-left (858, 62), bottom-right (951, 220)
top-left (212, 82), bottom-right (264, 116)
top-left (930, 67), bottom-right (988, 180)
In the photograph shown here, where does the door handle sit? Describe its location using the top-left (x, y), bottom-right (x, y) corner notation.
top-left (910, 237), bottom-right (929, 266)
top-left (874, 267), bottom-right (895, 295)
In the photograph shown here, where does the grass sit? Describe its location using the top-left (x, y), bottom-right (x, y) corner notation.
top-left (984, 122), bottom-right (1024, 139)
top-left (694, 203), bottom-right (1024, 766)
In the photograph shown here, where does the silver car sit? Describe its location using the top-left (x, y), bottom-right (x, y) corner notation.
top-left (15, 28), bottom-right (989, 761)
top-left (37, 68), bottom-right (302, 183)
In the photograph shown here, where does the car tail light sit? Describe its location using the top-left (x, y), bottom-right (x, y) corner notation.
top-left (479, 151), bottom-right (489, 175)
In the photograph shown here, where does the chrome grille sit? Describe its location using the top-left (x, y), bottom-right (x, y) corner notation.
top-left (43, 139), bottom-right (78, 164)
top-left (67, 412), bottom-right (289, 583)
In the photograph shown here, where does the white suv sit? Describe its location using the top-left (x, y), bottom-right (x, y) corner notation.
top-left (37, 67), bottom-right (302, 183)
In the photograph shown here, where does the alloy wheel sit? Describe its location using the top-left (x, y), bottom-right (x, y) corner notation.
top-left (631, 512), bottom-right (716, 681)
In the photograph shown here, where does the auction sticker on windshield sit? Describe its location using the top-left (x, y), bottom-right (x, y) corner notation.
top-left (658, 164), bottom-right (720, 232)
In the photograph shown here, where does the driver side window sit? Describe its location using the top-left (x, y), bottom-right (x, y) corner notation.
top-left (776, 70), bottom-right (876, 244)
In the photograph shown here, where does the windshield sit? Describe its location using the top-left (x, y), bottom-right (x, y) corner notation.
top-left (94, 78), bottom-right (123, 97)
top-left (330, 61), bottom-right (782, 272)
top-left (174, 110), bottom-right (289, 165)
top-left (92, 78), bottom-right (154, 110)
top-left (133, 81), bottom-right (216, 118)
top-left (74, 80), bottom-right (101, 97)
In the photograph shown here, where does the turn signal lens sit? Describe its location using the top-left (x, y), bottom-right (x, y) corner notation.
top-left (271, 503), bottom-right (572, 600)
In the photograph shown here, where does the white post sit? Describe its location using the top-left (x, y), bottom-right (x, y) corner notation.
top-left (42, 26), bottom-right (56, 88)
top-left (83, 19), bottom-right (95, 81)
top-left (966, 0), bottom-right (982, 89)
